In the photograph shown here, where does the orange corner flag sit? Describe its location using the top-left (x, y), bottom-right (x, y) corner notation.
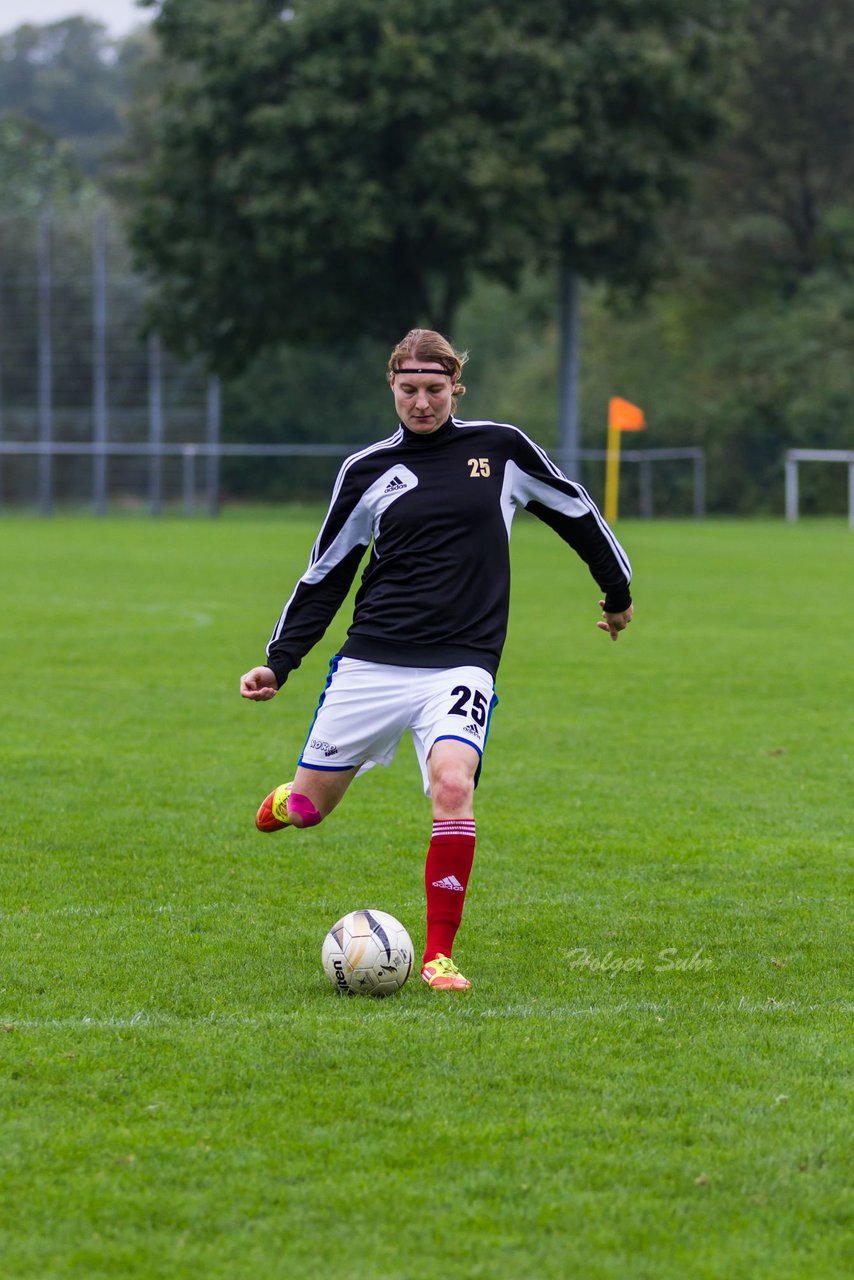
top-left (608, 397), bottom-right (646, 432)
top-left (605, 397), bottom-right (646, 522)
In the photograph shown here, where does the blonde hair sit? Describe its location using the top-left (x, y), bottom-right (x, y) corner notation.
top-left (388, 329), bottom-right (468, 412)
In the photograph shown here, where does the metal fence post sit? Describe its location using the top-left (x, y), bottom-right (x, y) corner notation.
top-left (182, 444), bottom-right (196, 517)
top-left (93, 211), bottom-right (108, 516)
top-left (694, 449), bottom-right (706, 520)
top-left (785, 456), bottom-right (798, 521)
top-left (38, 210), bottom-right (53, 515)
top-left (557, 266), bottom-right (582, 485)
top-left (148, 334), bottom-right (163, 515)
top-left (639, 454), bottom-right (653, 519)
top-left (0, 256), bottom-right (4, 511)
top-left (206, 375), bottom-right (221, 518)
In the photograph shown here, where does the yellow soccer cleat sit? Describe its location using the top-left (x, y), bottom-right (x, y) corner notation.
top-left (255, 781), bottom-right (293, 832)
top-left (421, 953), bottom-right (472, 991)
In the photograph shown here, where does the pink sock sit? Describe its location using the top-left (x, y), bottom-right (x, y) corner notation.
top-left (286, 792), bottom-right (323, 828)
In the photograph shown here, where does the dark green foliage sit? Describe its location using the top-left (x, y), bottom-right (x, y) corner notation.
top-left (127, 0), bottom-right (735, 374)
top-left (580, 0), bottom-right (854, 514)
top-left (219, 336), bottom-right (393, 501)
top-left (0, 17), bottom-right (145, 175)
top-left (689, 0), bottom-right (854, 289)
top-left (0, 115), bottom-right (83, 213)
top-left (1, 2), bottom-right (852, 514)
top-left (572, 271), bottom-right (854, 515)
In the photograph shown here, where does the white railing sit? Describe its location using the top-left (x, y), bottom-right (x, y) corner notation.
top-left (0, 439), bottom-right (707, 518)
top-left (0, 439), bottom-right (355, 516)
top-left (784, 449), bottom-right (854, 528)
top-left (566, 447), bottom-right (706, 520)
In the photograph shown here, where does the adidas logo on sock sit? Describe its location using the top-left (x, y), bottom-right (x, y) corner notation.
top-left (384, 476), bottom-right (407, 494)
top-left (432, 874), bottom-right (465, 891)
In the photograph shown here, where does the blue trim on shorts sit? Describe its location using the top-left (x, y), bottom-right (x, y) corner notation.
top-left (299, 655), bottom-right (341, 764)
top-left (432, 732), bottom-right (486, 789)
top-left (297, 760), bottom-right (359, 772)
top-left (432, 732), bottom-right (483, 759)
top-left (483, 690), bottom-right (499, 746)
top-left (432, 687), bottom-right (498, 790)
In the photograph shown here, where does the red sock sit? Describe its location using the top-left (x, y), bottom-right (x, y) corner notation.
top-left (423, 819), bottom-right (476, 965)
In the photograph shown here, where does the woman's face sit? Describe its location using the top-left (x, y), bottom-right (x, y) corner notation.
top-left (390, 363), bottom-right (456, 433)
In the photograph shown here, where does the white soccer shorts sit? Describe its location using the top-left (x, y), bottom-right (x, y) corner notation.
top-left (298, 658), bottom-right (498, 794)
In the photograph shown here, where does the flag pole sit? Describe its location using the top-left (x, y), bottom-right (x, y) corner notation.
top-left (604, 421), bottom-right (621, 523)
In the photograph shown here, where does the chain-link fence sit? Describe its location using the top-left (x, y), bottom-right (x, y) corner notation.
top-left (0, 208), bottom-right (216, 512)
top-left (0, 208), bottom-right (389, 513)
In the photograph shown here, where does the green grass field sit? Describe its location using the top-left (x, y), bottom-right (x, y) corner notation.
top-left (1, 513), bottom-right (851, 1279)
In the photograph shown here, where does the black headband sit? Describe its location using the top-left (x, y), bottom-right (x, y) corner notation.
top-left (393, 367), bottom-right (454, 376)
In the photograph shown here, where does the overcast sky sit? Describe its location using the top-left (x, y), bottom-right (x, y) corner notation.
top-left (0, 0), bottom-right (154, 38)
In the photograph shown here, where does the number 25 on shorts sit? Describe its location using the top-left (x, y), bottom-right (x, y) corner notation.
top-left (448, 685), bottom-right (488, 726)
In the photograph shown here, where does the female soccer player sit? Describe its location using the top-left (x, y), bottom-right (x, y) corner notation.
top-left (240, 329), bottom-right (633, 990)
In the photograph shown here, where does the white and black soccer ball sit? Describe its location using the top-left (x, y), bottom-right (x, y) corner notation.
top-left (322, 909), bottom-right (414, 997)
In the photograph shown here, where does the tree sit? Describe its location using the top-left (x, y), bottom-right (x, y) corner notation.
top-left (128, 0), bottom-right (736, 375)
top-left (679, 0), bottom-right (854, 295)
top-left (0, 115), bottom-right (83, 214)
top-left (613, 0), bottom-right (854, 513)
top-left (0, 17), bottom-right (135, 174)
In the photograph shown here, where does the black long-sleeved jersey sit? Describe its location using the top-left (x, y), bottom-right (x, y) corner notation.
top-left (265, 416), bottom-right (632, 686)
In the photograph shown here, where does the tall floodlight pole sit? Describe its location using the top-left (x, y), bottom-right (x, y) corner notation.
top-left (37, 209), bottom-right (53, 516)
top-left (556, 260), bottom-right (581, 484)
top-left (93, 211), bottom-right (108, 516)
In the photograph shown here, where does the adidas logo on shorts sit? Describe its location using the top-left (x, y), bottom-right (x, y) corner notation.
top-left (384, 476), bottom-right (407, 494)
top-left (464, 722), bottom-right (481, 737)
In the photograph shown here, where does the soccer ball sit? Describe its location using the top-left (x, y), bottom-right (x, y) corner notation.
top-left (322, 909), bottom-right (414, 997)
